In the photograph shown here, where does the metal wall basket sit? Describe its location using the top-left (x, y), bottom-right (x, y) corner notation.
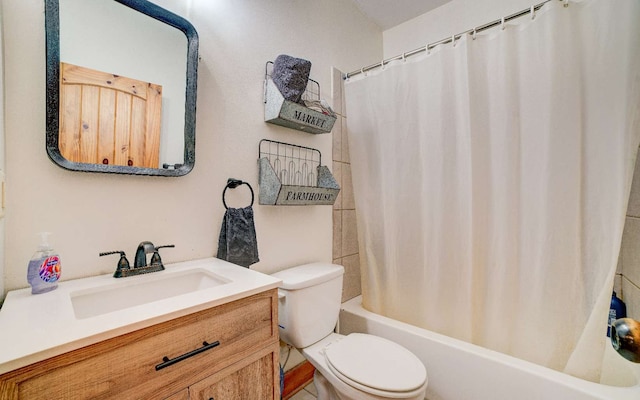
top-left (264, 61), bottom-right (337, 135)
top-left (258, 140), bottom-right (340, 205)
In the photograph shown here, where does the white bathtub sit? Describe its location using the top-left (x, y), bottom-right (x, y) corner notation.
top-left (339, 296), bottom-right (640, 400)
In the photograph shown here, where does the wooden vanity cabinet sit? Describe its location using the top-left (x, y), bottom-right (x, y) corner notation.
top-left (0, 289), bottom-right (280, 400)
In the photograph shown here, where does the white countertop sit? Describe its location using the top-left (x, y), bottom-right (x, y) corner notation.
top-left (0, 258), bottom-right (281, 375)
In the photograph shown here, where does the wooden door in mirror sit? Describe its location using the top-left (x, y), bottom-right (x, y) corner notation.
top-left (59, 63), bottom-right (162, 168)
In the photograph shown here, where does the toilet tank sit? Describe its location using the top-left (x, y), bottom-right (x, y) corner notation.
top-left (272, 263), bottom-right (344, 348)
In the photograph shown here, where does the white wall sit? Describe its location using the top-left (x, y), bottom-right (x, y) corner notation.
top-left (383, 0), bottom-right (538, 58)
top-left (1, 0), bottom-right (381, 294)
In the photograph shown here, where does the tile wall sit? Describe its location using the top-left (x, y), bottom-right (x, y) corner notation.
top-left (331, 68), bottom-right (361, 303)
top-left (617, 153), bottom-right (640, 320)
top-left (278, 68), bottom-right (363, 380)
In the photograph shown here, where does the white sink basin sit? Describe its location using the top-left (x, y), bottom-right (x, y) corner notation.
top-left (70, 268), bottom-right (230, 319)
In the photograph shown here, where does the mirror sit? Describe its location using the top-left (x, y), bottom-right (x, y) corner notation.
top-left (45, 0), bottom-right (198, 176)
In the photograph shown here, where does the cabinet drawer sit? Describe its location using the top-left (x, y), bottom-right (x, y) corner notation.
top-left (189, 342), bottom-right (280, 400)
top-left (0, 289), bottom-right (278, 400)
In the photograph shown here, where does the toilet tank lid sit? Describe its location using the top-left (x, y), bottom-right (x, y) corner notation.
top-left (272, 263), bottom-right (344, 290)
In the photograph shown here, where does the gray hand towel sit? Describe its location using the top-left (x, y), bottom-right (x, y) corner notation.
top-left (217, 206), bottom-right (259, 267)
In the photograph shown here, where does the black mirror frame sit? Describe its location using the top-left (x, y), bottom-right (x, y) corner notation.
top-left (45, 0), bottom-right (199, 176)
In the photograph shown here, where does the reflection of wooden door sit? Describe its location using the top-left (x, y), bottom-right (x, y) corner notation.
top-left (59, 62), bottom-right (162, 168)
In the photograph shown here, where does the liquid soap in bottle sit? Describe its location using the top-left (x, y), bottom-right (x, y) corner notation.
top-left (27, 232), bottom-right (61, 294)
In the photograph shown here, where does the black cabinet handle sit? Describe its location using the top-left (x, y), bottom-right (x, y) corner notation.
top-left (155, 340), bottom-right (220, 371)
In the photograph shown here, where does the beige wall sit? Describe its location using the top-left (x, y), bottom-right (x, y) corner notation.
top-left (331, 67), bottom-right (361, 303)
top-left (1, 0), bottom-right (382, 294)
top-left (382, 0), bottom-right (538, 59)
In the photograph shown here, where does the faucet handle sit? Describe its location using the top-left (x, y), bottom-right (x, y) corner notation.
top-left (99, 251), bottom-right (131, 275)
top-left (150, 245), bottom-right (175, 267)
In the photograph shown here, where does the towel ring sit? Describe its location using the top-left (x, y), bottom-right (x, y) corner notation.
top-left (222, 178), bottom-right (254, 209)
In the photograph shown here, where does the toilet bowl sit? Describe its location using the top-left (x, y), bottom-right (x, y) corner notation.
top-left (272, 263), bottom-right (427, 400)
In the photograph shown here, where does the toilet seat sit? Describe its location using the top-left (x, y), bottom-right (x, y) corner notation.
top-left (323, 333), bottom-right (427, 398)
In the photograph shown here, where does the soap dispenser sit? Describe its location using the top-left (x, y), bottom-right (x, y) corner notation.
top-left (27, 232), bottom-right (61, 294)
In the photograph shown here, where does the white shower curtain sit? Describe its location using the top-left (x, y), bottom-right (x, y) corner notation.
top-left (345, 0), bottom-right (640, 381)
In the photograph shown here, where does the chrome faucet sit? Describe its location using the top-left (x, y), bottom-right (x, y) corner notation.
top-left (611, 318), bottom-right (640, 363)
top-left (134, 241), bottom-right (156, 268)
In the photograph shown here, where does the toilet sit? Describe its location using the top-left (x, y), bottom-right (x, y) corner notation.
top-left (272, 263), bottom-right (428, 400)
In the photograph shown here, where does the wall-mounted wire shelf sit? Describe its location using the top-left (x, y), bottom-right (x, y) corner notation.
top-left (263, 61), bottom-right (337, 135)
top-left (258, 139), bottom-right (340, 206)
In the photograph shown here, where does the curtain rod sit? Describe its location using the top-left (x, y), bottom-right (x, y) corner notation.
top-left (344, 0), bottom-right (561, 80)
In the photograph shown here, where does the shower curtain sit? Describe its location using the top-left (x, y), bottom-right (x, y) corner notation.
top-left (344, 0), bottom-right (640, 381)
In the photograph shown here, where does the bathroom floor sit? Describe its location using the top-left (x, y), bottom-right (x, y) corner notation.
top-left (289, 382), bottom-right (318, 399)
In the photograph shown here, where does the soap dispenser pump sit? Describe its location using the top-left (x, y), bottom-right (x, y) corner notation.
top-left (27, 232), bottom-right (61, 294)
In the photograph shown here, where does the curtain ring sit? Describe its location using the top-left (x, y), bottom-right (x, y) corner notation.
top-left (426, 44), bottom-right (430, 55)
top-left (380, 59), bottom-right (385, 70)
top-left (501, 17), bottom-right (505, 30)
top-left (361, 67), bottom-right (365, 75)
top-left (402, 52), bottom-right (407, 62)
top-left (472, 28), bottom-right (477, 40)
top-left (451, 35), bottom-right (456, 47)
top-left (530, 5), bottom-right (535, 20)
